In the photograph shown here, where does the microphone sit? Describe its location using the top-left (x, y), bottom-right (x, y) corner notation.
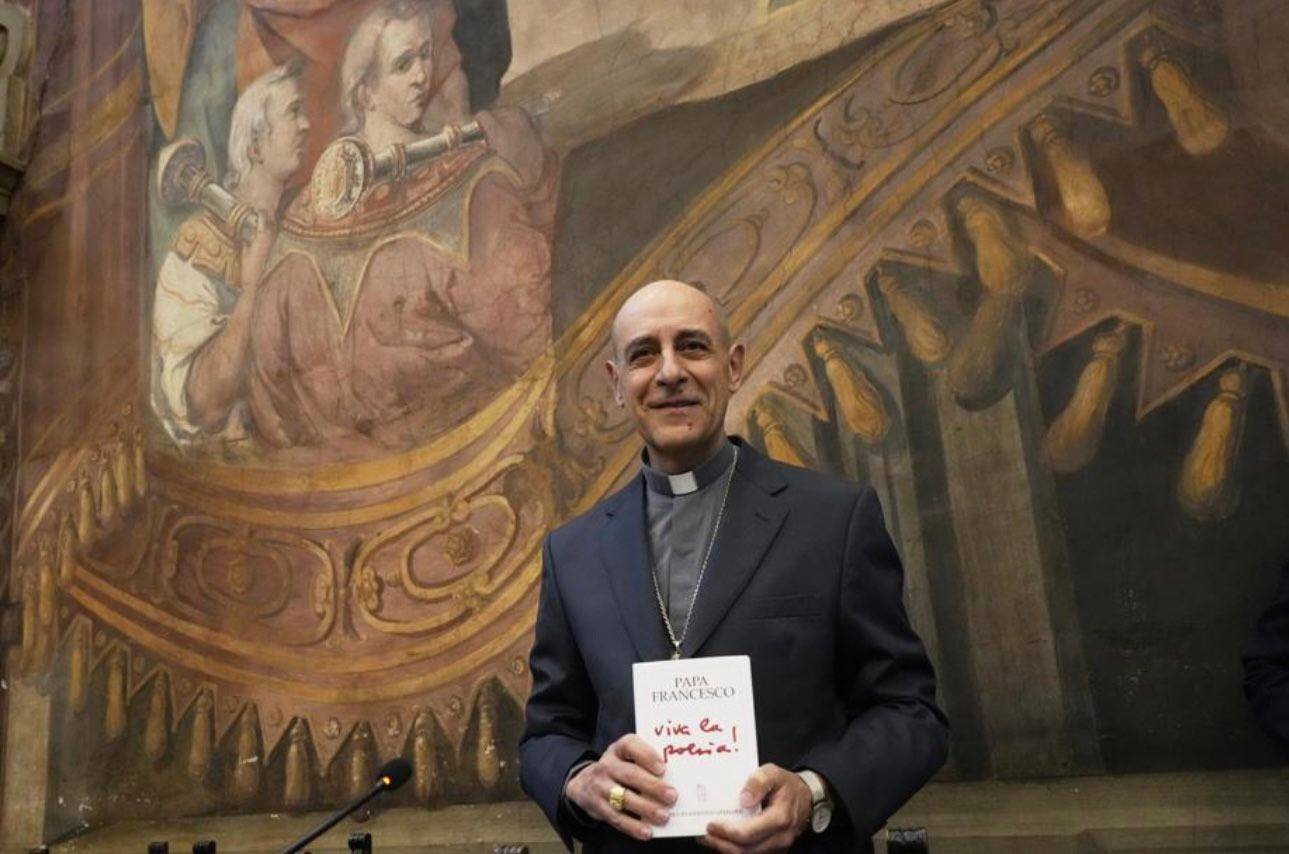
top-left (378, 757), bottom-right (412, 791)
top-left (280, 758), bottom-right (412, 854)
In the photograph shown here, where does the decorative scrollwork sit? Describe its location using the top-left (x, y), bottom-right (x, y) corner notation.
top-left (1161, 343), bottom-right (1195, 371)
top-left (348, 461), bottom-right (537, 637)
top-left (909, 218), bottom-right (939, 248)
top-left (1087, 66), bottom-right (1120, 97)
top-left (159, 516), bottom-right (339, 646)
top-left (355, 565), bottom-right (383, 612)
top-left (837, 293), bottom-right (866, 325)
top-left (767, 163), bottom-right (813, 205)
top-left (985, 146), bottom-right (1016, 174)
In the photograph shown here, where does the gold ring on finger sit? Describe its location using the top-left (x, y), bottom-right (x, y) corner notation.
top-left (607, 784), bottom-right (627, 813)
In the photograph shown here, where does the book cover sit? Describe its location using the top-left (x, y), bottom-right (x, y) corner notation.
top-left (632, 655), bottom-right (760, 837)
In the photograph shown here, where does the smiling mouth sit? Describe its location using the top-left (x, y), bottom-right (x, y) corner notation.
top-left (651, 400), bottom-right (699, 410)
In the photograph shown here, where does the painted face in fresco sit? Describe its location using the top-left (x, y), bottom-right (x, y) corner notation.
top-left (260, 77), bottom-right (310, 183)
top-left (368, 15), bottom-right (435, 130)
top-left (606, 281), bottom-right (745, 473)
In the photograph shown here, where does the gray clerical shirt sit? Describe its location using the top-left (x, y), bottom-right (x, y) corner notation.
top-left (561, 440), bottom-right (739, 820)
top-left (640, 440), bottom-right (737, 641)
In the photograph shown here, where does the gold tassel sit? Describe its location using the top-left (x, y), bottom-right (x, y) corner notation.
top-left (1177, 367), bottom-right (1249, 521)
top-left (1043, 324), bottom-right (1130, 472)
top-left (112, 443), bottom-right (133, 513)
top-left (97, 465), bottom-right (119, 531)
top-left (187, 690), bottom-right (213, 780)
top-left (875, 270), bottom-right (951, 364)
top-left (1141, 44), bottom-right (1229, 156)
top-left (411, 710), bottom-right (439, 804)
top-left (231, 704), bottom-right (263, 803)
top-left (1029, 114), bottom-right (1111, 237)
top-left (475, 693), bottom-right (501, 791)
top-left (68, 622), bottom-right (89, 714)
top-left (813, 337), bottom-right (888, 443)
top-left (32, 546), bottom-right (57, 673)
top-left (347, 722), bottom-right (376, 802)
top-left (947, 294), bottom-right (1023, 410)
top-left (76, 474), bottom-right (96, 547)
top-left (132, 431), bottom-right (148, 500)
top-left (18, 568), bottom-right (36, 675)
top-left (144, 672), bottom-right (170, 764)
top-left (58, 513), bottom-right (77, 582)
top-left (750, 404), bottom-right (811, 467)
top-left (955, 194), bottom-right (1030, 296)
top-left (103, 648), bottom-right (127, 742)
top-left (283, 718), bottom-right (312, 812)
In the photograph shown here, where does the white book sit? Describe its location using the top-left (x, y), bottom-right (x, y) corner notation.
top-left (632, 655), bottom-right (760, 838)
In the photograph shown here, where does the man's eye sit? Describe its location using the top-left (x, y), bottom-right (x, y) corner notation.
top-left (396, 59), bottom-right (411, 72)
top-left (680, 340), bottom-right (708, 353)
top-left (629, 352), bottom-right (656, 366)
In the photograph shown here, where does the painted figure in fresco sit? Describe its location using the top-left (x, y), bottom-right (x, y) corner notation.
top-left (151, 63), bottom-right (311, 446)
top-left (246, 0), bottom-right (557, 459)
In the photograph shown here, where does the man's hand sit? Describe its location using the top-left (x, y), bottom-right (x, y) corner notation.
top-left (565, 734), bottom-right (677, 841)
top-left (700, 764), bottom-right (812, 854)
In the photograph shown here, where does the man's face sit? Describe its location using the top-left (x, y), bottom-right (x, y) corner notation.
top-left (368, 16), bottom-right (434, 130)
top-left (605, 283), bottom-right (744, 471)
top-left (260, 78), bottom-right (310, 183)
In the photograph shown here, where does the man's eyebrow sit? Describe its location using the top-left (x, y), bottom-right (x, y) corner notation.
top-left (623, 335), bottom-right (659, 354)
top-left (675, 329), bottom-right (714, 342)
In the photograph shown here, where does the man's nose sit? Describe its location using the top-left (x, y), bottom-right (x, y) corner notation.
top-left (655, 348), bottom-right (686, 387)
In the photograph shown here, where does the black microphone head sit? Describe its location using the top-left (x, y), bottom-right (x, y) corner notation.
top-left (377, 757), bottom-right (413, 791)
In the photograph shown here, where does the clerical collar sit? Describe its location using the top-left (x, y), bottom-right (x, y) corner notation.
top-left (640, 440), bottom-right (736, 497)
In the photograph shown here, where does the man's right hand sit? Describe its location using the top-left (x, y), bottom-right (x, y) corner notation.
top-left (565, 734), bottom-right (677, 841)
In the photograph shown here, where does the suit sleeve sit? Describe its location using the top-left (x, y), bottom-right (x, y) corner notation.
top-left (797, 486), bottom-right (949, 836)
top-left (1243, 561), bottom-right (1289, 750)
top-left (519, 535), bottom-right (601, 850)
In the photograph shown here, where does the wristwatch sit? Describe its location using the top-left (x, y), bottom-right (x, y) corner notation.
top-left (796, 769), bottom-right (833, 834)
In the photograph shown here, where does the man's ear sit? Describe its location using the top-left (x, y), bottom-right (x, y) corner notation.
top-left (727, 342), bottom-right (746, 392)
top-left (604, 358), bottom-right (625, 407)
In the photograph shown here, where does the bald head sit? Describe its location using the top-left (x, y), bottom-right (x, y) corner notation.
top-left (611, 280), bottom-right (730, 359)
top-left (605, 280), bottom-right (744, 473)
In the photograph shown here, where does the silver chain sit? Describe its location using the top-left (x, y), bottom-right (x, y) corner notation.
top-left (647, 445), bottom-right (739, 659)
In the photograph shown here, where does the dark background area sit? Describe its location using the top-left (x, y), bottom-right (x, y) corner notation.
top-left (1038, 327), bottom-right (1288, 772)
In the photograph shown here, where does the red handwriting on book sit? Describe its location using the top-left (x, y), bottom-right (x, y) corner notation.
top-left (658, 718), bottom-right (739, 761)
top-left (663, 741), bottom-right (737, 759)
top-left (653, 721), bottom-right (692, 737)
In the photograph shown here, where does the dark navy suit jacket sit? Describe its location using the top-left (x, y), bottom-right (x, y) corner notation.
top-left (519, 441), bottom-right (948, 852)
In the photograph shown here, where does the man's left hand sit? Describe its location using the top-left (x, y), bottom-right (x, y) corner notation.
top-left (700, 764), bottom-right (811, 853)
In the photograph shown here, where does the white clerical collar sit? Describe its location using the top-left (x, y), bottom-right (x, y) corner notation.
top-left (640, 440), bottom-right (736, 497)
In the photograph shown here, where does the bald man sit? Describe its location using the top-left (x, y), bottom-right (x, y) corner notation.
top-left (520, 281), bottom-right (947, 853)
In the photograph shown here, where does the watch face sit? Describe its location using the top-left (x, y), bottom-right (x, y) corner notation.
top-left (811, 803), bottom-right (833, 834)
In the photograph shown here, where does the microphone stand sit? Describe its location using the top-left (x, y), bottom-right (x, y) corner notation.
top-left (279, 776), bottom-right (392, 854)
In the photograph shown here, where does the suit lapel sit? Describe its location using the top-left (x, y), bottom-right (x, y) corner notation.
top-left (600, 477), bottom-right (672, 662)
top-left (681, 445), bottom-right (788, 657)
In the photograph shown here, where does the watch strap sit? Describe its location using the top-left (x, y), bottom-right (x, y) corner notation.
top-left (796, 769), bottom-right (828, 807)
